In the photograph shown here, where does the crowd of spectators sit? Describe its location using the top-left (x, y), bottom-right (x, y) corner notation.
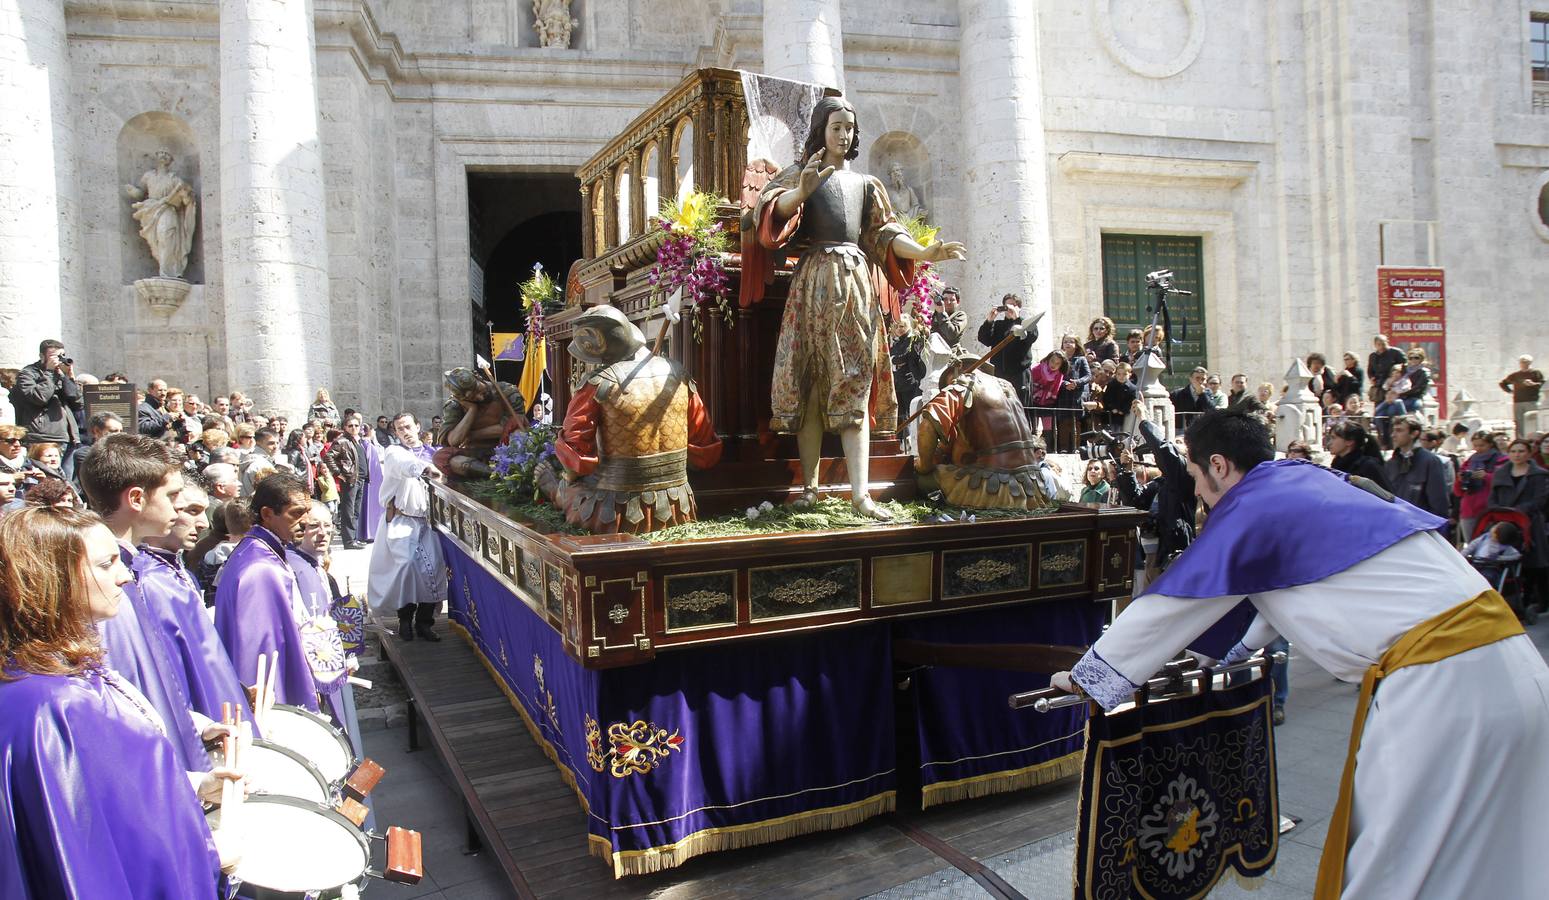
top-left (0, 339), bottom-right (423, 568)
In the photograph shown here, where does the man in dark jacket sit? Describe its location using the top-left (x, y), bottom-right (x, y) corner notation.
top-left (11, 340), bottom-right (83, 479)
top-left (137, 378), bottom-right (171, 437)
top-left (1382, 416), bottom-right (1450, 522)
top-left (975, 293), bottom-right (1038, 404)
top-left (1169, 366), bottom-right (1216, 429)
top-left (328, 415), bottom-right (368, 548)
top-left (1115, 398), bottom-right (1197, 568)
top-left (1366, 334), bottom-right (1406, 404)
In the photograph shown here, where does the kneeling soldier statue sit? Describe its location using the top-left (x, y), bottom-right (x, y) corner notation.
top-left (539, 305), bottom-right (723, 534)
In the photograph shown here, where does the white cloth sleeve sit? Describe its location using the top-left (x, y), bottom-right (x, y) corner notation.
top-left (1071, 590), bottom-right (1250, 711)
top-left (383, 448), bottom-right (431, 480)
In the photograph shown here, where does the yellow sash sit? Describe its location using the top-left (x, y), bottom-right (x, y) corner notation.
top-left (1313, 589), bottom-right (1524, 898)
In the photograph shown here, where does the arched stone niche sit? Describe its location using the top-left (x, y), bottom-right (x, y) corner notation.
top-left (117, 112), bottom-right (203, 284)
top-left (869, 131), bottom-right (930, 222)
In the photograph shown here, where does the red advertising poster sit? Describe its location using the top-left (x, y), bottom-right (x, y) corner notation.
top-left (1376, 266), bottom-right (1446, 418)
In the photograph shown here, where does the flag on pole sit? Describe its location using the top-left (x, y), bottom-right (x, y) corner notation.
top-left (518, 338), bottom-right (546, 410)
top-left (493, 332), bottom-right (525, 361)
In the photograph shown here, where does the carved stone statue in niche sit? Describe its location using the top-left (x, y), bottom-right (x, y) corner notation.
top-left (886, 161), bottom-right (926, 221)
top-left (533, 0), bottom-right (577, 48)
top-left (124, 150), bottom-right (197, 279)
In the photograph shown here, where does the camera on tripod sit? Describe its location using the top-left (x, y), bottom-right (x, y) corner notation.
top-left (1145, 269), bottom-right (1175, 291)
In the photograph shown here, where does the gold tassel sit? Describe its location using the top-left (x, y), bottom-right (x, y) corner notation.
top-left (919, 750), bottom-right (1082, 809)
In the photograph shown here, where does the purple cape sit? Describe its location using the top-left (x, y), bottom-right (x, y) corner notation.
top-left (213, 527), bottom-right (319, 711)
top-left (97, 545), bottom-right (210, 771)
top-left (1154, 460), bottom-right (1443, 659)
top-left (1146, 459), bottom-right (1445, 599)
top-left (360, 439), bottom-right (383, 542)
top-left (131, 547), bottom-right (250, 727)
top-left (0, 669), bottom-right (221, 899)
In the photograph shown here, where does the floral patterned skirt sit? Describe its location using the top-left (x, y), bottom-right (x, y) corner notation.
top-left (769, 248), bottom-right (897, 434)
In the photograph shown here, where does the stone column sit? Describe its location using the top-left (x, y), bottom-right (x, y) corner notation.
top-left (958, 0), bottom-right (1052, 353)
top-left (0, 0), bottom-right (81, 364)
top-left (219, 0), bottom-right (332, 419)
top-left (762, 0), bottom-right (845, 92)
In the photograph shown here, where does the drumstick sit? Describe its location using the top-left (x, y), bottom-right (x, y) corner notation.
top-left (261, 651), bottom-right (279, 731)
top-left (253, 654), bottom-right (268, 731)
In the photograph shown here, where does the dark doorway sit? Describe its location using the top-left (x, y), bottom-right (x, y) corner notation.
top-left (467, 172), bottom-right (583, 370)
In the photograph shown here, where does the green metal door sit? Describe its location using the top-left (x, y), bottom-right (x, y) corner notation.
top-left (1100, 234), bottom-right (1207, 374)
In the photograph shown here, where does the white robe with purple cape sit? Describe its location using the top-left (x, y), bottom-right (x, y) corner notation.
top-left (366, 443), bottom-right (447, 617)
top-left (1072, 460), bottom-right (1549, 898)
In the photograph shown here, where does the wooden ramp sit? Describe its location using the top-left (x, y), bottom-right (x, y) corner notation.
top-left (378, 629), bottom-right (1079, 899)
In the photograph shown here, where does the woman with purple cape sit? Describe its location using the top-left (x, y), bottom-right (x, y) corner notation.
top-left (0, 507), bottom-right (241, 898)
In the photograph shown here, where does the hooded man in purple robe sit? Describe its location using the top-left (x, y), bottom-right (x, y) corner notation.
top-left (136, 482), bottom-right (250, 725)
top-left (79, 432), bottom-right (211, 771)
top-left (214, 472), bottom-right (321, 710)
top-left (360, 423), bottom-right (385, 542)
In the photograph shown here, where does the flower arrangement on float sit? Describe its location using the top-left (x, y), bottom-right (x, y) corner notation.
top-left (896, 213), bottom-right (944, 346)
top-left (518, 262), bottom-right (562, 342)
top-left (490, 423), bottom-right (560, 503)
top-left (647, 191), bottom-right (733, 341)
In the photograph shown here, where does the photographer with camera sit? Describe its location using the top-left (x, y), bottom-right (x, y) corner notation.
top-left (975, 293), bottom-right (1037, 405)
top-left (8, 340), bottom-right (82, 477)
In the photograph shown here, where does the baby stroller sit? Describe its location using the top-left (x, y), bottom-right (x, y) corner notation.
top-left (1466, 507), bottom-right (1532, 624)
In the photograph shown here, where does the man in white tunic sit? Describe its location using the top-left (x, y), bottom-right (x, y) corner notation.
top-left (367, 413), bottom-right (447, 641)
top-left (1053, 402), bottom-right (1549, 899)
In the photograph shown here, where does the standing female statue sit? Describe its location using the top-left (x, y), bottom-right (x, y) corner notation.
top-left (747, 97), bottom-right (966, 519)
top-left (123, 151), bottom-right (198, 279)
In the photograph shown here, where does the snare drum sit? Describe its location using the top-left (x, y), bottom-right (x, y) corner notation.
top-left (209, 795), bottom-right (370, 899)
top-left (263, 704), bottom-right (356, 784)
top-left (217, 739), bottom-right (330, 805)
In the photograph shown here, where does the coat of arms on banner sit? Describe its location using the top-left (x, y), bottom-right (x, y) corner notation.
top-left (1074, 671), bottom-right (1278, 899)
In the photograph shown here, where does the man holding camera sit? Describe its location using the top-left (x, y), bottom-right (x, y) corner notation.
top-left (976, 293), bottom-right (1037, 404)
top-left (9, 339), bottom-right (83, 477)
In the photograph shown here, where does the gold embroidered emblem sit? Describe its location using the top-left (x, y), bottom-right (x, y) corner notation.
top-left (605, 719), bottom-right (685, 778)
top-left (585, 714), bottom-right (606, 772)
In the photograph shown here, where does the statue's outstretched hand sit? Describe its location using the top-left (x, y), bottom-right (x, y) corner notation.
top-left (798, 152), bottom-right (834, 200)
top-left (925, 241), bottom-right (967, 263)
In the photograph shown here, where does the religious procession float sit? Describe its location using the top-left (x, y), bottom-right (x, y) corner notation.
top-left (426, 69), bottom-right (1279, 891)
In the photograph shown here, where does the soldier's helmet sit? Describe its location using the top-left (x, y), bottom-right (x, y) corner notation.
top-left (443, 366), bottom-right (488, 399)
top-left (568, 305), bottom-right (645, 366)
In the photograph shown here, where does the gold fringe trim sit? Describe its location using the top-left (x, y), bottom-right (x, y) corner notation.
top-left (920, 750), bottom-right (1082, 810)
top-left (449, 622), bottom-right (596, 818)
top-left (587, 791), bottom-right (896, 878)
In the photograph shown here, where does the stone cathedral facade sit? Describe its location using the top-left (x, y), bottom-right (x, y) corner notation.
top-left (3, 0), bottom-right (1547, 422)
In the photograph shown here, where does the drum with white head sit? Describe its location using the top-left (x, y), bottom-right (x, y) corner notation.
top-left (262, 703), bottom-right (356, 785)
top-left (215, 739), bottom-right (330, 805)
top-left (209, 795), bottom-right (370, 899)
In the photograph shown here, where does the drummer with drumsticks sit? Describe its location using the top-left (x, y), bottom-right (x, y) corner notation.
top-left (215, 473), bottom-right (339, 715)
top-left (81, 433), bottom-right (251, 768)
top-left (0, 507), bottom-right (245, 897)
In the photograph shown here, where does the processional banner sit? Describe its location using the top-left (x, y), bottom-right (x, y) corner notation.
top-left (1073, 670), bottom-right (1278, 899)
